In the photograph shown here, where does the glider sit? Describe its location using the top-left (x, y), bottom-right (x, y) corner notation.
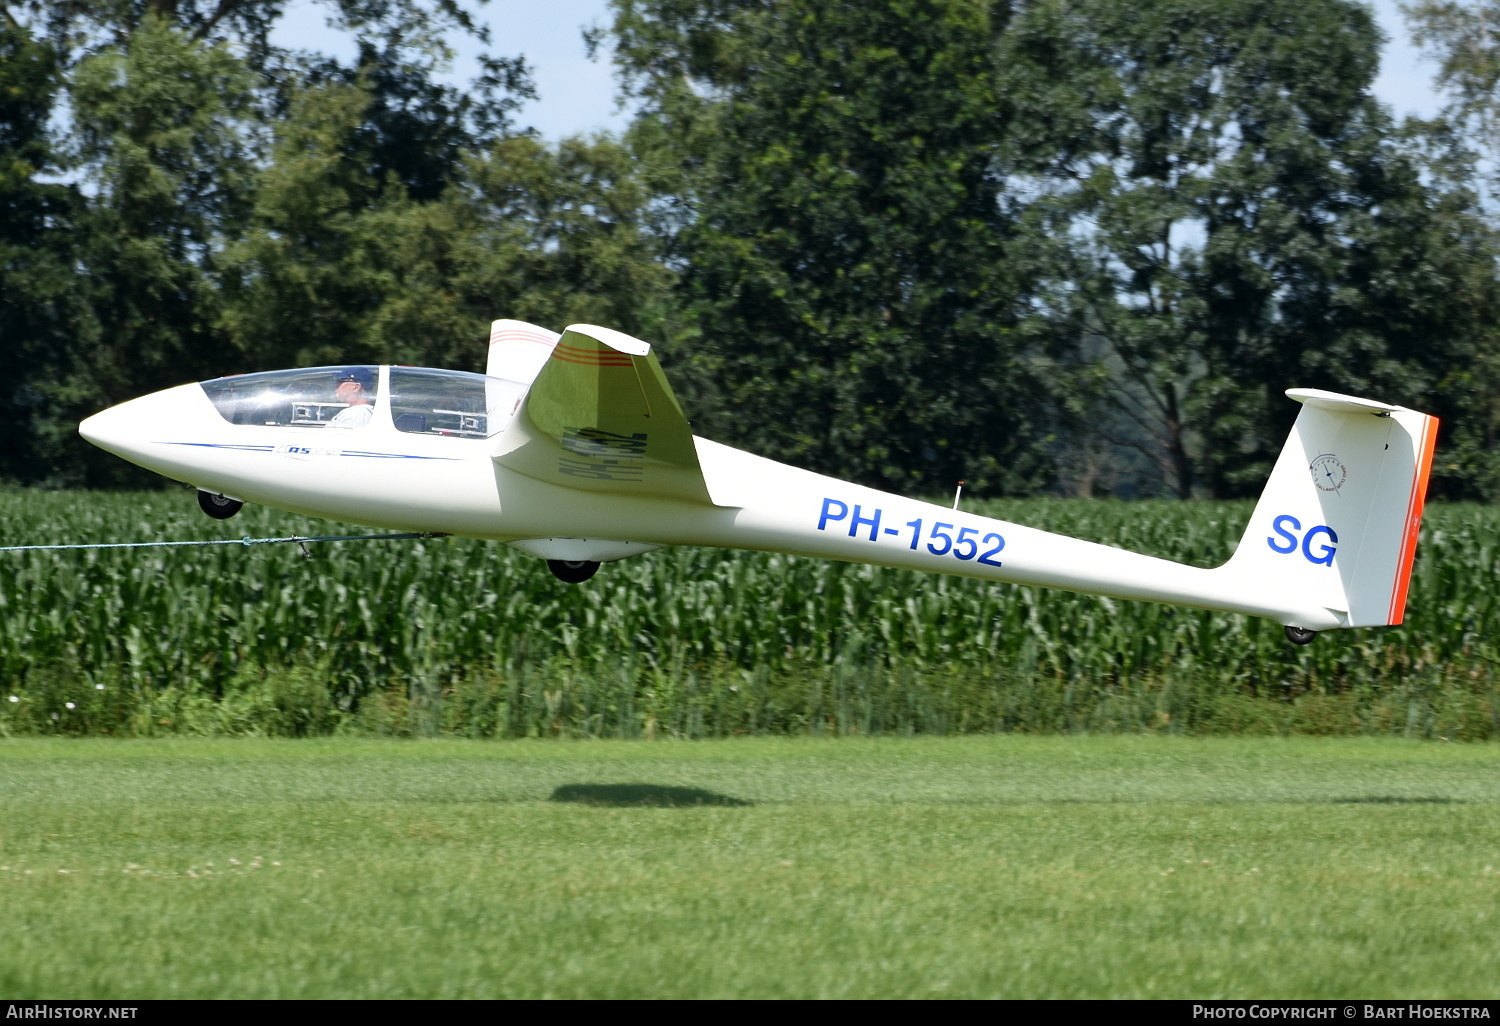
top-left (79, 320), bottom-right (1438, 644)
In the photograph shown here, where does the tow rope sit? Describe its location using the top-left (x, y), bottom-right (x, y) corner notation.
top-left (0, 532), bottom-right (447, 554)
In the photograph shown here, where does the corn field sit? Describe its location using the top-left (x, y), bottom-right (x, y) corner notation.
top-left (1, 489), bottom-right (1497, 738)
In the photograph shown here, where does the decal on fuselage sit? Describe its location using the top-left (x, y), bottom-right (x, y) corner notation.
top-left (1266, 514), bottom-right (1338, 566)
top-left (559, 427), bottom-right (648, 482)
top-left (158, 441), bottom-right (459, 461)
top-left (817, 497), bottom-right (1005, 567)
top-left (276, 444), bottom-right (339, 460)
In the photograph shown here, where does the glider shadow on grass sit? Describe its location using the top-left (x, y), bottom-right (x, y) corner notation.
top-left (549, 783), bottom-right (752, 808)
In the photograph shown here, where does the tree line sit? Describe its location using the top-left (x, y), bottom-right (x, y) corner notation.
top-left (2, 0), bottom-right (1498, 499)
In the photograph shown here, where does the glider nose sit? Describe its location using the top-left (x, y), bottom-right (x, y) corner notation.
top-left (78, 384), bottom-right (203, 466)
top-left (78, 401), bottom-right (138, 458)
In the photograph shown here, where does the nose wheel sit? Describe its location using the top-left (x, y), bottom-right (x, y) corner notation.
top-left (547, 559), bottom-right (600, 583)
top-left (197, 490), bottom-right (243, 520)
top-left (1284, 625), bottom-right (1317, 645)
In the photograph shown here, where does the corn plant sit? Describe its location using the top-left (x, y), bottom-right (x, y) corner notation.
top-left (1, 489), bottom-right (1495, 737)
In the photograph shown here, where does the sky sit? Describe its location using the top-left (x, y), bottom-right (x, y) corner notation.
top-left (272, 0), bottom-right (1448, 141)
top-left (1371, 0), bottom-right (1446, 120)
top-left (271, 0), bottom-right (633, 138)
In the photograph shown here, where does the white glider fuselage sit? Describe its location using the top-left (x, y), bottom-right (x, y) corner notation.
top-left (80, 386), bottom-right (1279, 616)
top-left (78, 322), bottom-right (1439, 637)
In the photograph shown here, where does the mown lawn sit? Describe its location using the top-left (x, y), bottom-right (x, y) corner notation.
top-left (1, 735), bottom-right (1497, 998)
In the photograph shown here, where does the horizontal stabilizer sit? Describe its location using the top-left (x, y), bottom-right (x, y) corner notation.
top-left (493, 324), bottom-right (720, 505)
top-left (1285, 388), bottom-right (1401, 416)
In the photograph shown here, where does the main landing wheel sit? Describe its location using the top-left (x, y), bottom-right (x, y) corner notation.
top-left (197, 490), bottom-right (244, 520)
top-left (1284, 626), bottom-right (1318, 646)
top-left (547, 559), bottom-right (600, 584)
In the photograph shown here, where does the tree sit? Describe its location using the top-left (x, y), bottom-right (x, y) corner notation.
top-left (8, 0), bottom-right (493, 75)
top-left (0, 20), bottom-right (88, 483)
top-left (1398, 0), bottom-right (1500, 497)
top-left (1007, 0), bottom-right (1500, 498)
top-left (3, 0), bottom-right (530, 484)
top-left (609, 0), bottom-right (1055, 496)
top-left (216, 77), bottom-right (384, 372)
top-left (1402, 0), bottom-right (1500, 185)
top-left (455, 134), bottom-right (677, 346)
top-left (220, 82), bottom-right (674, 375)
top-left (47, 15), bottom-right (259, 484)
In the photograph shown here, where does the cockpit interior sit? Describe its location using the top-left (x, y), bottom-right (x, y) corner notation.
top-left (200, 366), bottom-right (529, 438)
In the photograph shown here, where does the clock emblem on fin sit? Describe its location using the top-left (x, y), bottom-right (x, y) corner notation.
top-left (1310, 453), bottom-right (1346, 493)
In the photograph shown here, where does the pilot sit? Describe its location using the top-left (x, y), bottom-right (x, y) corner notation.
top-left (328, 368), bottom-right (375, 429)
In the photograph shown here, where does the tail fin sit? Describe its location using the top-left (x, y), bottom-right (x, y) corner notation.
top-left (1223, 389), bottom-right (1438, 628)
top-left (487, 319), bottom-right (560, 383)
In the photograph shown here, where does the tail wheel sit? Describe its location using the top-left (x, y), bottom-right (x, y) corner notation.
top-left (547, 559), bottom-right (600, 584)
top-left (197, 490), bottom-right (243, 520)
top-left (1284, 626), bottom-right (1317, 645)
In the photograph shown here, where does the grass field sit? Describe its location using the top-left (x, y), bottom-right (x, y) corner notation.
top-left (2, 735), bottom-right (1498, 998)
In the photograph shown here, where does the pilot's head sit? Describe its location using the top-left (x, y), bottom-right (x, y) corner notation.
top-left (333, 368), bottom-right (375, 405)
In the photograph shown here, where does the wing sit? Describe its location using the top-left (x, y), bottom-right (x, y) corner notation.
top-left (486, 319), bottom-right (560, 383)
top-left (492, 324), bottom-right (721, 506)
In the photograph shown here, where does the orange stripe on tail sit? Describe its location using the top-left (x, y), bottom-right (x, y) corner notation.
top-left (1387, 414), bottom-right (1439, 625)
top-left (490, 328), bottom-right (555, 347)
top-left (552, 342), bottom-right (635, 367)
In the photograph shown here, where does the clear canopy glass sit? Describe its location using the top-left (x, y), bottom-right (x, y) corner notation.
top-left (388, 367), bottom-right (526, 438)
top-left (199, 365), bottom-right (529, 438)
top-left (201, 367), bottom-right (380, 428)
